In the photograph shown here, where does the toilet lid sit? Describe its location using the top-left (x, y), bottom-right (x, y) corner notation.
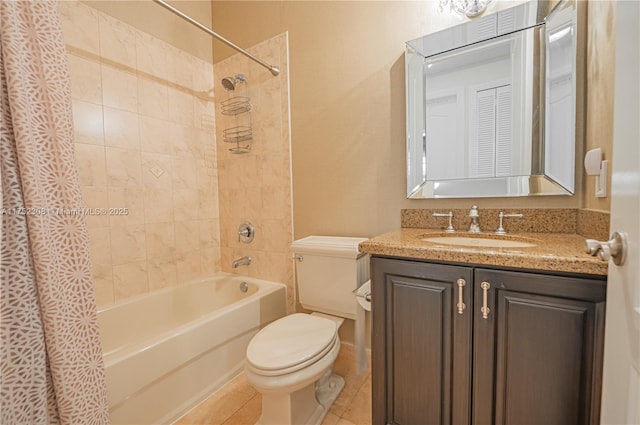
top-left (247, 313), bottom-right (338, 373)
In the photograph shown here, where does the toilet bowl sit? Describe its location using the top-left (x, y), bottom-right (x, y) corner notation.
top-left (244, 236), bottom-right (370, 425)
top-left (245, 313), bottom-right (344, 425)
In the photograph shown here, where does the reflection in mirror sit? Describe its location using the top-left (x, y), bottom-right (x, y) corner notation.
top-left (406, 0), bottom-right (579, 199)
top-left (424, 28), bottom-right (538, 181)
top-left (545, 0), bottom-right (577, 192)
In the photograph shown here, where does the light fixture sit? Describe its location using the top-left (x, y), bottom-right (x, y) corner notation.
top-left (439, 0), bottom-right (493, 17)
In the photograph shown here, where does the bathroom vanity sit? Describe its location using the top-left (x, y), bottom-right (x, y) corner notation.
top-left (360, 227), bottom-right (608, 425)
top-left (381, 0), bottom-right (606, 420)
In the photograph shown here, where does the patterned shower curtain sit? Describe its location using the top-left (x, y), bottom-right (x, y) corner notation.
top-left (0, 1), bottom-right (109, 423)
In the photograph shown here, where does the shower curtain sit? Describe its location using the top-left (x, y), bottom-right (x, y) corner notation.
top-left (0, 1), bottom-right (109, 423)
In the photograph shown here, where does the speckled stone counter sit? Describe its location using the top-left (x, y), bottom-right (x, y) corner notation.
top-left (359, 228), bottom-right (608, 276)
top-left (402, 208), bottom-right (611, 240)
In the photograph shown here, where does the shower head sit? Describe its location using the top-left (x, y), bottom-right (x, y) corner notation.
top-left (221, 74), bottom-right (246, 91)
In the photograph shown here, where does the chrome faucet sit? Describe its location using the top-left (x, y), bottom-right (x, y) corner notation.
top-left (232, 256), bottom-right (252, 268)
top-left (469, 205), bottom-right (481, 233)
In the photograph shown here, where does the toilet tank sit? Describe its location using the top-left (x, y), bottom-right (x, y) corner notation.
top-left (292, 236), bottom-right (369, 320)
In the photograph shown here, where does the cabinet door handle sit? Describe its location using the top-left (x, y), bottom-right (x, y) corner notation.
top-left (456, 278), bottom-right (466, 314)
top-left (480, 281), bottom-right (491, 319)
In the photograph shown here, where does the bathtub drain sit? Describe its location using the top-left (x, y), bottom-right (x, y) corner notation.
top-left (239, 281), bottom-right (249, 292)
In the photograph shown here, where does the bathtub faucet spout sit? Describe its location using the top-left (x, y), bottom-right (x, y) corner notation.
top-left (232, 256), bottom-right (252, 268)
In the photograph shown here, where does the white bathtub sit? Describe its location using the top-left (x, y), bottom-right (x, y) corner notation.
top-left (97, 272), bottom-right (287, 424)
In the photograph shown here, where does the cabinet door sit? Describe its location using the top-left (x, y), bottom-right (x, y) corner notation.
top-left (372, 257), bottom-right (473, 425)
top-left (472, 268), bottom-right (607, 425)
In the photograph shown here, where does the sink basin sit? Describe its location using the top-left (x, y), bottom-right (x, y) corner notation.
top-left (421, 233), bottom-right (539, 248)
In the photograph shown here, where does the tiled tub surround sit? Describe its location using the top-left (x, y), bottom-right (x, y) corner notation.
top-left (98, 273), bottom-right (286, 424)
top-left (60, 1), bottom-right (221, 307)
top-left (213, 33), bottom-right (295, 313)
top-left (361, 209), bottom-right (612, 276)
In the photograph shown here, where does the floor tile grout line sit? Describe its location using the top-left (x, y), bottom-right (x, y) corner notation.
top-left (221, 394), bottom-right (260, 425)
top-left (341, 370), bottom-right (372, 424)
top-left (217, 385), bottom-right (258, 425)
top-left (175, 376), bottom-right (255, 424)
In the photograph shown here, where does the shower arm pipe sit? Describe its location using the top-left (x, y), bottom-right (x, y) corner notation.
top-left (152, 0), bottom-right (280, 76)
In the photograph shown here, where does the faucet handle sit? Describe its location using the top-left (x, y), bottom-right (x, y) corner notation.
top-left (495, 212), bottom-right (524, 235)
top-left (432, 211), bottom-right (455, 233)
top-left (469, 205), bottom-right (479, 218)
top-left (238, 221), bottom-right (255, 243)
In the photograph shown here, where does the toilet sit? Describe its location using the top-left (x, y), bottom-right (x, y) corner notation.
top-left (245, 236), bottom-right (369, 425)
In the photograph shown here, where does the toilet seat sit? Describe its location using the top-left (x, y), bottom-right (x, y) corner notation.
top-left (247, 313), bottom-right (338, 377)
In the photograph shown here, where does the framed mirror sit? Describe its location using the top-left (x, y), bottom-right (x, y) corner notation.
top-left (406, 0), bottom-right (580, 198)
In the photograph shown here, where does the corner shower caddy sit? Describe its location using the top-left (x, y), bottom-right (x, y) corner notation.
top-left (222, 93), bottom-right (253, 154)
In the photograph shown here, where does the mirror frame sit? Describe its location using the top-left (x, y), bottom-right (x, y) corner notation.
top-left (406, 0), bottom-right (584, 199)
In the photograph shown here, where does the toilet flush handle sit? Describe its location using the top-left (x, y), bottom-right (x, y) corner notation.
top-left (352, 287), bottom-right (372, 302)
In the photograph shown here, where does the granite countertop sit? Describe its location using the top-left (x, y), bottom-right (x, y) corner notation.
top-left (359, 228), bottom-right (608, 276)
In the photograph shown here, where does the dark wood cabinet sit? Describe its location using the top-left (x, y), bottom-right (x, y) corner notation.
top-left (372, 257), bottom-right (607, 425)
top-left (472, 268), bottom-right (607, 425)
top-left (372, 258), bottom-right (473, 425)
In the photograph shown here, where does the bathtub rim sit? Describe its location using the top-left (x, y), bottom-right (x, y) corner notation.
top-left (98, 272), bottom-right (287, 366)
top-left (97, 271), bottom-right (287, 315)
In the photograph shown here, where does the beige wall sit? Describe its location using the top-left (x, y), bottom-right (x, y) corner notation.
top-left (61, 1), bottom-right (220, 307)
top-left (83, 0), bottom-right (213, 63)
top-left (583, 0), bottom-right (616, 212)
top-left (213, 33), bottom-right (295, 313)
top-left (212, 1), bottom-right (615, 239)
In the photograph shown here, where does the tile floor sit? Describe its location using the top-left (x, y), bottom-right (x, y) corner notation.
top-left (175, 344), bottom-right (372, 425)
